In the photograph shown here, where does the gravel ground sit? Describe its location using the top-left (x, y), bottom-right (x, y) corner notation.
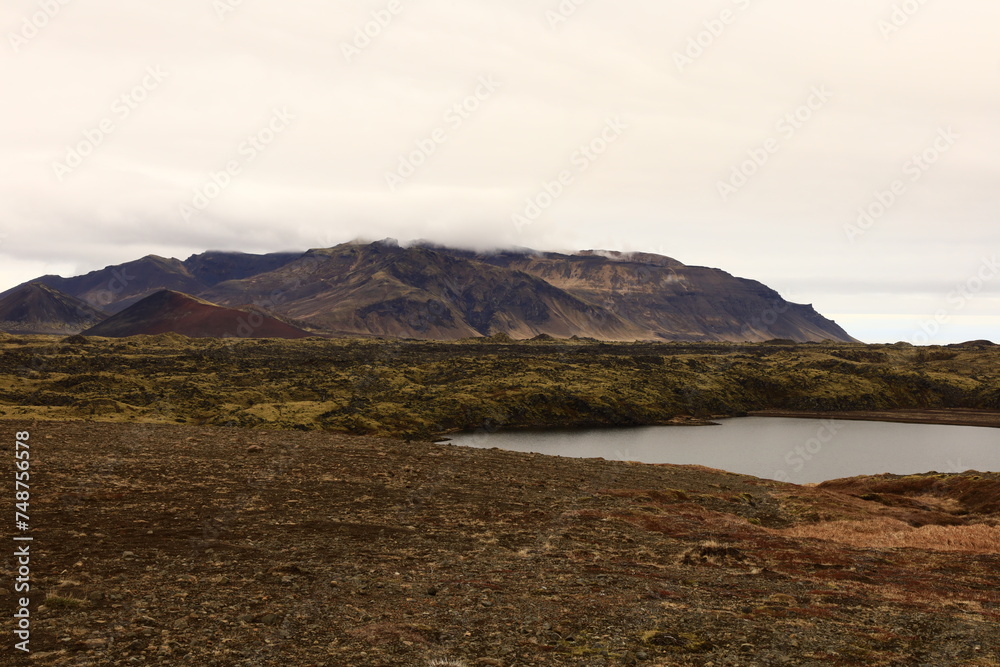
top-left (2, 419), bottom-right (998, 666)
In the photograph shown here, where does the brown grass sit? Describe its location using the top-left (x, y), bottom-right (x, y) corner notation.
top-left (43, 594), bottom-right (89, 609)
top-left (775, 518), bottom-right (1000, 553)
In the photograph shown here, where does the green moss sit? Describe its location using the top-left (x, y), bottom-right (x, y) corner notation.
top-left (1, 337), bottom-right (997, 437)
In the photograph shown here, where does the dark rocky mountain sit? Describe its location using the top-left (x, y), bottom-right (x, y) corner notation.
top-left (81, 290), bottom-right (311, 339)
top-left (0, 283), bottom-right (106, 335)
top-left (7, 241), bottom-right (858, 342)
top-left (460, 248), bottom-right (853, 342)
top-left (201, 241), bottom-right (642, 340)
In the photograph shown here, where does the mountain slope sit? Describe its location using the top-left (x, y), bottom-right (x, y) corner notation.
top-left (29, 255), bottom-right (206, 314)
top-left (12, 251), bottom-right (304, 315)
top-left (201, 241), bottom-right (645, 340)
top-left (182, 251), bottom-right (303, 287)
top-left (81, 290), bottom-right (311, 339)
top-left (0, 283), bottom-right (106, 334)
top-left (463, 249), bottom-right (856, 342)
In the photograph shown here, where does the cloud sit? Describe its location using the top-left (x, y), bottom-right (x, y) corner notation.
top-left (1, 0), bottom-right (997, 342)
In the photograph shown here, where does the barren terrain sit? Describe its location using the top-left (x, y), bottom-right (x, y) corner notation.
top-left (1, 336), bottom-right (998, 665)
top-left (3, 420), bottom-right (999, 666)
top-left (0, 336), bottom-right (997, 438)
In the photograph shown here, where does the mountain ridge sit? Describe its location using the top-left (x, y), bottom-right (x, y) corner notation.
top-left (2, 242), bottom-right (858, 342)
top-left (0, 282), bottom-right (106, 335)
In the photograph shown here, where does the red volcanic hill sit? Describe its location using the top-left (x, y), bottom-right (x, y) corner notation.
top-left (81, 290), bottom-right (311, 339)
top-left (0, 282), bottom-right (106, 334)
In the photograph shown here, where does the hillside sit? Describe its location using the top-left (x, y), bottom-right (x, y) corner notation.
top-left (80, 290), bottom-right (311, 339)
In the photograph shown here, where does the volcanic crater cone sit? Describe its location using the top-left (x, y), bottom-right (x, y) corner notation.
top-left (81, 289), bottom-right (311, 339)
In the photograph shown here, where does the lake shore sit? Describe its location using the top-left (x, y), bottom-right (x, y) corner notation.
top-left (749, 408), bottom-right (1000, 429)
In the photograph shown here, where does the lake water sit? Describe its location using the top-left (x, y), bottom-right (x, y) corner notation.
top-left (450, 417), bottom-right (1000, 484)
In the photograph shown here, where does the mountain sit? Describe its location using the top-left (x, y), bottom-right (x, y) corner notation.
top-left (81, 290), bottom-right (311, 339)
top-left (0, 283), bottom-right (106, 334)
top-left (460, 248), bottom-right (854, 342)
top-left (8, 241), bottom-right (858, 342)
top-left (202, 241), bottom-right (856, 342)
top-left (201, 241), bottom-right (644, 340)
top-left (182, 251), bottom-right (303, 286)
top-left (9, 251), bottom-right (303, 314)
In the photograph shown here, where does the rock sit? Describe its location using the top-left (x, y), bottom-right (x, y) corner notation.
top-left (641, 631), bottom-right (680, 647)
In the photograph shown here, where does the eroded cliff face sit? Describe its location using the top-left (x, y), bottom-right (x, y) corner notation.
top-left (473, 249), bottom-right (856, 342)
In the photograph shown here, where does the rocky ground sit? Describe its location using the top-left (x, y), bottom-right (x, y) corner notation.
top-left (3, 420), bottom-right (998, 666)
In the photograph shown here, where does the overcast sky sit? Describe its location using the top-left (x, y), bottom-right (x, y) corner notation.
top-left (1, 0), bottom-right (997, 343)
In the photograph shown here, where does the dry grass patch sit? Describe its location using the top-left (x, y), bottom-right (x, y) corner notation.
top-left (775, 517), bottom-right (1000, 553)
top-left (43, 594), bottom-right (89, 609)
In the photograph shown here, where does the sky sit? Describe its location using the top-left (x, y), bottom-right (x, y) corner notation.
top-left (1, 0), bottom-right (998, 344)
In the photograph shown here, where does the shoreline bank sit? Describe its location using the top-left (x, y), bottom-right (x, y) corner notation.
top-left (748, 408), bottom-right (1000, 429)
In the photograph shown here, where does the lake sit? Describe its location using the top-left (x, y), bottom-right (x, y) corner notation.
top-left (450, 417), bottom-right (1000, 484)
